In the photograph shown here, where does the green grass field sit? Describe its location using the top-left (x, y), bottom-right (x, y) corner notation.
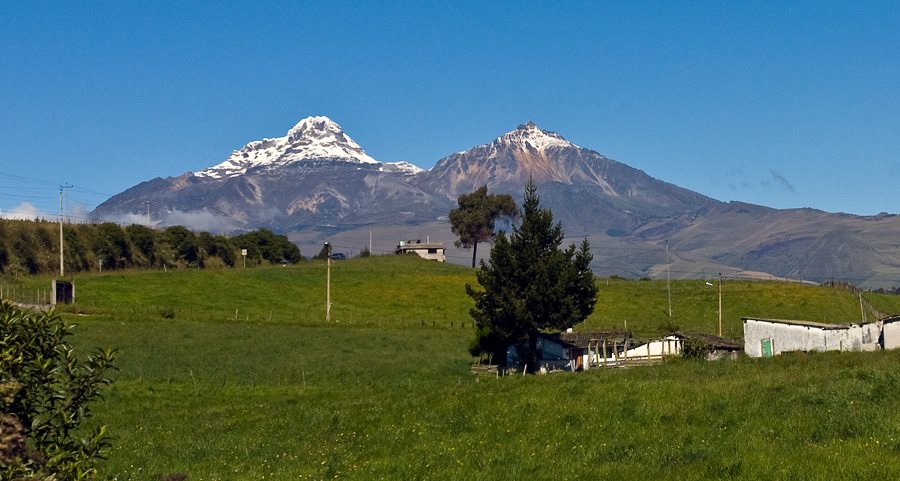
top-left (6, 255), bottom-right (900, 480)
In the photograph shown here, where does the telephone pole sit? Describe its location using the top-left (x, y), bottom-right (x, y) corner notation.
top-left (325, 242), bottom-right (332, 322)
top-left (64, 184), bottom-right (70, 222)
top-left (59, 184), bottom-right (72, 276)
top-left (666, 240), bottom-right (672, 319)
top-left (718, 273), bottom-right (723, 337)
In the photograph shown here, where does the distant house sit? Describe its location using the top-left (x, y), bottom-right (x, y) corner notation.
top-left (504, 331), bottom-right (739, 372)
top-left (395, 239), bottom-right (445, 262)
top-left (506, 331), bottom-right (631, 372)
top-left (742, 316), bottom-right (900, 357)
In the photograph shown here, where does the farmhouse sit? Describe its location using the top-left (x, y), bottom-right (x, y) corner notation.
top-left (742, 316), bottom-right (900, 357)
top-left (506, 331), bottom-right (630, 372)
top-left (395, 239), bottom-right (445, 262)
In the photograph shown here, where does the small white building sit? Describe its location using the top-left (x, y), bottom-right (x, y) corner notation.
top-left (742, 316), bottom-right (900, 358)
top-left (395, 239), bottom-right (445, 262)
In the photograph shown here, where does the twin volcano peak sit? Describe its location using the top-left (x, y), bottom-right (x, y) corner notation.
top-left (194, 116), bottom-right (577, 181)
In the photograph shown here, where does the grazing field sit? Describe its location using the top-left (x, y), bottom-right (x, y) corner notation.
top-left (8, 254), bottom-right (887, 336)
top-left (75, 318), bottom-right (900, 480)
top-left (5, 255), bottom-right (900, 479)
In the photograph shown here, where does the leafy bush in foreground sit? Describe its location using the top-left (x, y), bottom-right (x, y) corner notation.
top-left (0, 301), bottom-right (116, 480)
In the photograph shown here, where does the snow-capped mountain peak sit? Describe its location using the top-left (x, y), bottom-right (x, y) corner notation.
top-left (494, 121), bottom-right (577, 152)
top-left (196, 116), bottom-right (379, 179)
top-left (453, 121), bottom-right (578, 157)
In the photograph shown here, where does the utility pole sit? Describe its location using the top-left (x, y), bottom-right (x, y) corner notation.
top-left (59, 187), bottom-right (64, 277)
top-left (325, 242), bottom-right (332, 322)
top-left (145, 201), bottom-right (151, 227)
top-left (718, 273), bottom-right (723, 337)
top-left (666, 240), bottom-right (672, 319)
top-left (369, 230), bottom-right (372, 254)
top-left (58, 184), bottom-right (72, 276)
top-left (64, 183), bottom-right (71, 223)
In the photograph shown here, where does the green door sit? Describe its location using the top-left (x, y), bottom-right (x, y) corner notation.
top-left (761, 338), bottom-right (774, 358)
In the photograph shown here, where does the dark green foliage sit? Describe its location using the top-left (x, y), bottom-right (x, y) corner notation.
top-left (466, 180), bottom-right (598, 365)
top-left (449, 185), bottom-right (518, 268)
top-left (95, 222), bottom-right (131, 269)
top-left (197, 232), bottom-right (236, 267)
top-left (0, 301), bottom-right (116, 480)
top-left (125, 224), bottom-right (156, 267)
top-left (165, 226), bottom-right (199, 266)
top-left (11, 222), bottom-right (42, 275)
top-left (62, 225), bottom-right (91, 272)
top-left (0, 219), bottom-right (298, 275)
top-left (232, 228), bottom-right (302, 265)
top-left (0, 237), bottom-right (7, 269)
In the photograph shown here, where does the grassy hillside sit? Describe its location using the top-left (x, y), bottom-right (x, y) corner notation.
top-left (7, 254), bottom-right (891, 337)
top-left (6, 256), bottom-right (900, 479)
top-left (71, 315), bottom-right (900, 480)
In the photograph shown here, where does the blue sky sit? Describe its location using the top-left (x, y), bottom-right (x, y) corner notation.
top-left (2, 1), bottom-right (899, 220)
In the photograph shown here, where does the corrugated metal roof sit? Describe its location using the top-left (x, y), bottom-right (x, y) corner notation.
top-left (742, 317), bottom-right (853, 330)
top-left (676, 332), bottom-right (743, 350)
top-left (550, 331), bottom-right (631, 348)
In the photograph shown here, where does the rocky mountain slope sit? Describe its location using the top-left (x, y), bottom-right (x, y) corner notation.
top-left (92, 117), bottom-right (900, 288)
top-left (416, 121), bottom-right (717, 236)
top-left (93, 117), bottom-right (450, 233)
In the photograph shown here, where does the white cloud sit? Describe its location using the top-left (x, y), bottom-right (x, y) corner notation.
top-left (161, 210), bottom-right (241, 233)
top-left (0, 202), bottom-right (44, 220)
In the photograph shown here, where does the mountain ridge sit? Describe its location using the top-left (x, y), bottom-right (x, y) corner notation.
top-left (91, 116), bottom-right (900, 288)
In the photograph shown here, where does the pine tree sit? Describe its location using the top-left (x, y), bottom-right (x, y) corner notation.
top-left (466, 179), bottom-right (598, 366)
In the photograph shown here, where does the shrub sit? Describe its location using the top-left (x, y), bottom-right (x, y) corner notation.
top-left (0, 301), bottom-right (117, 480)
top-left (681, 336), bottom-right (712, 359)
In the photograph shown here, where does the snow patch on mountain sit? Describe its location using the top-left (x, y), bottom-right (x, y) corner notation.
top-left (380, 161), bottom-right (423, 174)
top-left (455, 121), bottom-right (578, 157)
top-left (196, 116), bottom-right (380, 179)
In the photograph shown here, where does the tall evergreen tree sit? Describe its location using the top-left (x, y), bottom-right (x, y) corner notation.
top-left (449, 186), bottom-right (518, 268)
top-left (466, 179), bottom-right (598, 366)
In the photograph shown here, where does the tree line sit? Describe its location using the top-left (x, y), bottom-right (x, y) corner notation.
top-left (0, 219), bottom-right (303, 276)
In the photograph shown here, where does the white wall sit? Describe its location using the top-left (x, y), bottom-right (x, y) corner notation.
top-left (407, 248), bottom-right (445, 262)
top-left (743, 319), bottom-right (882, 358)
top-left (883, 322), bottom-right (900, 350)
top-left (588, 336), bottom-right (682, 365)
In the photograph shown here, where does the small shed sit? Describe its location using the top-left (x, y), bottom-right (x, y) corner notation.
top-left (505, 331), bottom-right (631, 372)
top-left (395, 239), bottom-right (445, 262)
top-left (742, 317), bottom-right (890, 357)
